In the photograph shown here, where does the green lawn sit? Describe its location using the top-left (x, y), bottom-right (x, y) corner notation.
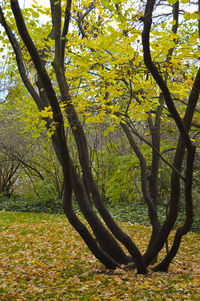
top-left (0, 211), bottom-right (199, 300)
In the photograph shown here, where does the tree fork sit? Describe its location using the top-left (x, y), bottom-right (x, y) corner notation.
top-left (51, 11), bottom-right (146, 270)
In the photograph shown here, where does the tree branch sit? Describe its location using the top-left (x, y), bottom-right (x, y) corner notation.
top-left (0, 6), bottom-right (43, 110)
top-left (142, 0), bottom-right (192, 152)
top-left (123, 117), bottom-right (185, 181)
top-left (10, 0), bottom-right (63, 125)
top-left (50, 0), bottom-right (62, 68)
top-left (61, 0), bottom-right (72, 68)
top-left (77, 2), bottom-right (95, 38)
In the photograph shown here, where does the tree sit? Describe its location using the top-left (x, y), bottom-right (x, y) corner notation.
top-left (0, 0), bottom-right (199, 274)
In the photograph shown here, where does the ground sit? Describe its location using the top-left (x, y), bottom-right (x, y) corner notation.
top-left (0, 211), bottom-right (199, 300)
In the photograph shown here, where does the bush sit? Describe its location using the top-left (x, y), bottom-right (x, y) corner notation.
top-left (0, 194), bottom-right (199, 232)
top-left (107, 202), bottom-right (200, 233)
top-left (0, 194), bottom-right (63, 214)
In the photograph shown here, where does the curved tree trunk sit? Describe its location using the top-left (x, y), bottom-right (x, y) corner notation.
top-left (153, 146), bottom-right (195, 272)
top-left (4, 0), bottom-right (126, 270)
top-left (51, 30), bottom-right (147, 272)
top-left (141, 0), bottom-right (198, 269)
top-left (120, 121), bottom-right (161, 262)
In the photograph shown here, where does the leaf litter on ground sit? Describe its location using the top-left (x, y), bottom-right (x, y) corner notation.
top-left (0, 211), bottom-right (199, 300)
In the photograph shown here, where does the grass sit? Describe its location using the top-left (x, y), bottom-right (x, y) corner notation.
top-left (0, 211), bottom-right (199, 300)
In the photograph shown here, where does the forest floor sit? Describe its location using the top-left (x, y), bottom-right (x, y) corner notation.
top-left (0, 211), bottom-right (199, 300)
